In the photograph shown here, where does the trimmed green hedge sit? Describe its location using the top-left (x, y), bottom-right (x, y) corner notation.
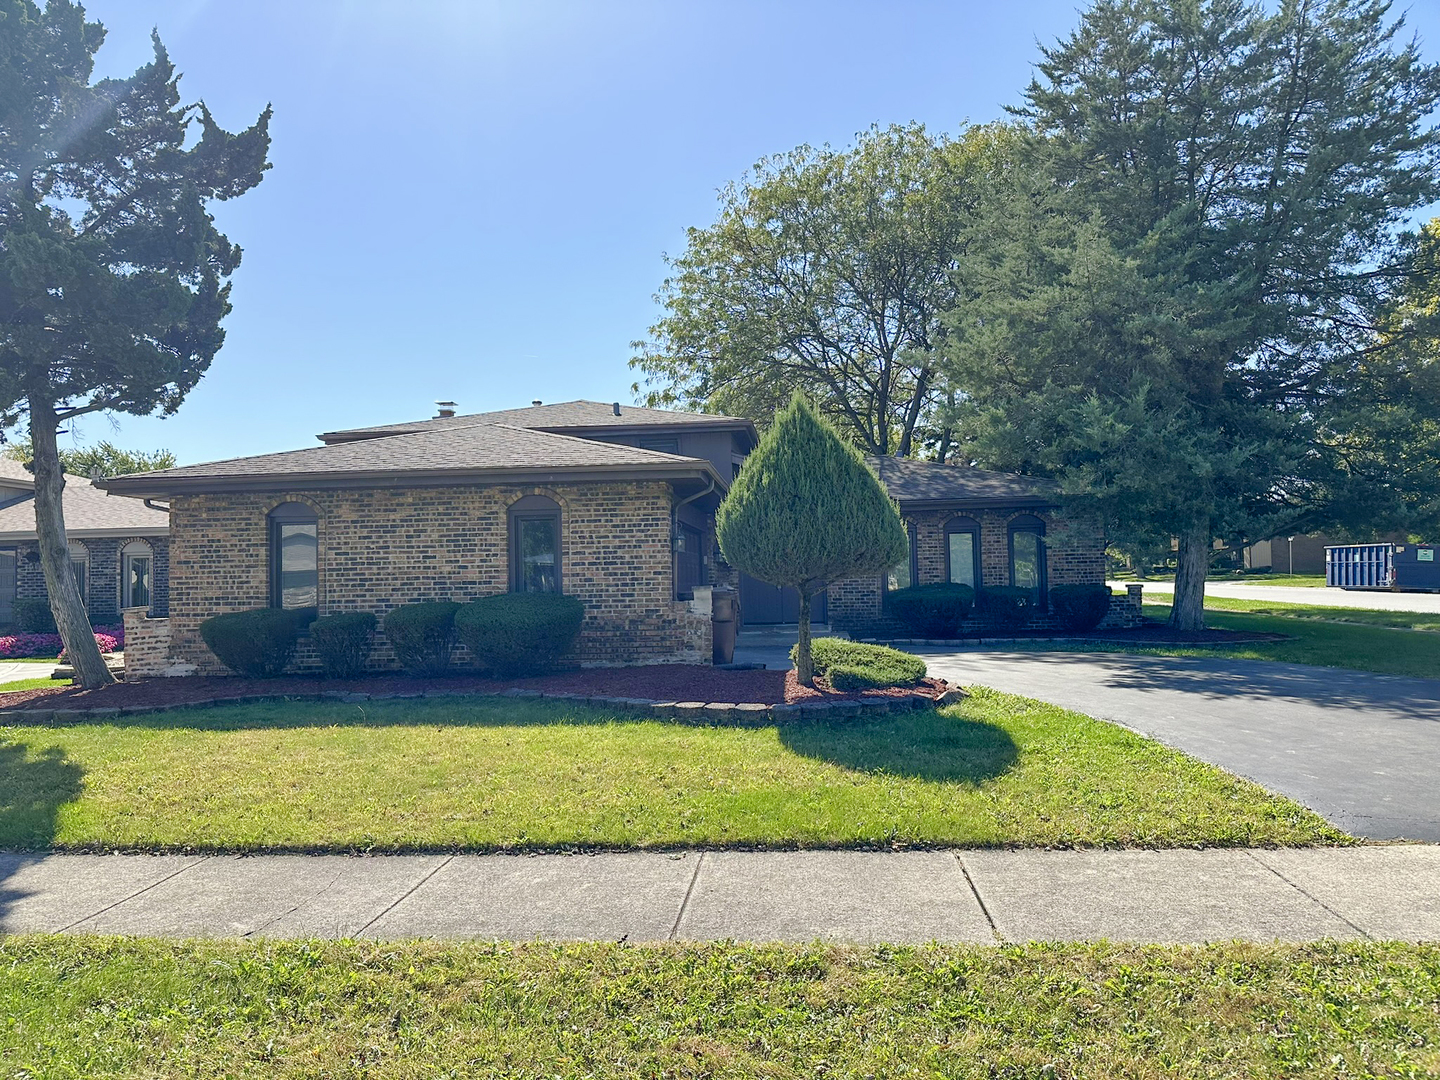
top-left (454, 593), bottom-right (584, 677)
top-left (976, 586), bottom-right (1037, 632)
top-left (383, 602), bottom-right (460, 676)
top-left (796, 637), bottom-right (926, 690)
top-left (884, 583), bottom-right (974, 637)
top-left (1050, 584), bottom-right (1114, 632)
top-left (199, 608), bottom-right (308, 677)
top-left (12, 598), bottom-right (55, 634)
top-left (309, 612), bottom-right (377, 679)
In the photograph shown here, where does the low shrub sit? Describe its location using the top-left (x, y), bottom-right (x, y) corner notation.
top-left (454, 593), bottom-right (584, 677)
top-left (1049, 583), bottom-right (1114, 632)
top-left (976, 586), bottom-right (1037, 632)
top-left (199, 608), bottom-right (308, 677)
top-left (384, 601), bottom-right (460, 676)
top-left (309, 612), bottom-right (377, 679)
top-left (2, 626), bottom-right (123, 660)
top-left (884, 583), bottom-right (974, 638)
top-left (12, 598), bottom-right (55, 634)
top-left (796, 637), bottom-right (926, 690)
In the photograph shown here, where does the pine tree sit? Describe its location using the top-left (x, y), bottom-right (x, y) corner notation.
top-left (716, 394), bottom-right (906, 685)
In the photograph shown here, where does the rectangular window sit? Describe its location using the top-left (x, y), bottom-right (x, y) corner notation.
top-left (885, 530), bottom-right (914, 592)
top-left (274, 522), bottom-right (318, 609)
top-left (948, 532), bottom-right (977, 588)
top-left (123, 555), bottom-right (152, 610)
top-left (1011, 530), bottom-right (1041, 592)
top-left (69, 553), bottom-right (88, 607)
top-left (640, 436), bottom-right (680, 455)
top-left (514, 515), bottom-right (559, 593)
top-left (0, 547), bottom-right (14, 625)
top-left (675, 523), bottom-right (703, 599)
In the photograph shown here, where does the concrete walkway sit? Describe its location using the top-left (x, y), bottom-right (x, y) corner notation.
top-left (915, 650), bottom-right (1440, 842)
top-left (2, 847), bottom-right (1437, 943)
top-left (1130, 580), bottom-right (1440, 613)
top-left (0, 661), bottom-right (59, 686)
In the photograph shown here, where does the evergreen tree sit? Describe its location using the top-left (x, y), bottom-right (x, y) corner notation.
top-left (942, 0), bottom-right (1440, 628)
top-left (716, 394), bottom-right (906, 685)
top-left (0, 2), bottom-right (271, 684)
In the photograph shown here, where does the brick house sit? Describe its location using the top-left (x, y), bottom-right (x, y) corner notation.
top-left (99, 400), bottom-right (1123, 676)
top-left (0, 457), bottom-right (169, 628)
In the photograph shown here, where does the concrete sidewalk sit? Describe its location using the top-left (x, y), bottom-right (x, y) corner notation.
top-left (3, 846), bottom-right (1437, 944)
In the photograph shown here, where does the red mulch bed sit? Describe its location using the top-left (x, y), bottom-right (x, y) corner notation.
top-left (0, 665), bottom-right (947, 714)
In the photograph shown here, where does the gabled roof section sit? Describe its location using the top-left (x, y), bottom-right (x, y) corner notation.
top-left (0, 457), bottom-right (35, 489)
top-left (100, 422), bottom-right (725, 499)
top-left (0, 472), bottom-right (169, 540)
top-left (867, 456), bottom-right (1060, 508)
top-left (318, 399), bottom-right (757, 445)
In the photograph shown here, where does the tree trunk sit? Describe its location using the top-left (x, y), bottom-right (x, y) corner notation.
top-left (1169, 525), bottom-right (1210, 632)
top-left (794, 590), bottom-right (814, 687)
top-left (29, 397), bottom-right (114, 688)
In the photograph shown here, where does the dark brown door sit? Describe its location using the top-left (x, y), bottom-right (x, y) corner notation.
top-left (738, 574), bottom-right (827, 624)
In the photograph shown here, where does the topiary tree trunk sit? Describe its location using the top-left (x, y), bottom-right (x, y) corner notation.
top-left (716, 393), bottom-right (907, 686)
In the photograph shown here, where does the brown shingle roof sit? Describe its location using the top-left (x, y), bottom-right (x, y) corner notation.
top-left (867, 456), bottom-right (1059, 507)
top-left (0, 473), bottom-right (169, 540)
top-left (100, 422), bottom-right (723, 497)
top-left (318, 400), bottom-right (755, 444)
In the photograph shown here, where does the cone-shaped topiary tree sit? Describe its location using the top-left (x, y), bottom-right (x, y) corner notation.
top-left (717, 393), bottom-right (907, 685)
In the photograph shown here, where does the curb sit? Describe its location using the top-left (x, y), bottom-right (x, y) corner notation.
top-left (0, 685), bottom-right (948, 725)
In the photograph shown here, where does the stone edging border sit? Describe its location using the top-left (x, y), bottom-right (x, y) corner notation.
top-left (0, 685), bottom-right (954, 725)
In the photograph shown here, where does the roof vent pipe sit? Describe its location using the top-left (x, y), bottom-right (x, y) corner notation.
top-left (435, 400), bottom-right (457, 419)
top-left (532, 399), bottom-right (543, 407)
top-left (612, 402), bottom-right (621, 416)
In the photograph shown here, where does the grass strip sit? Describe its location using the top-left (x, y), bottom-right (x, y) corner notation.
top-left (2, 936), bottom-right (1437, 1078)
top-left (0, 688), bottom-right (1343, 851)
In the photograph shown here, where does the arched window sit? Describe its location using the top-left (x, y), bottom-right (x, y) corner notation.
top-left (67, 540), bottom-right (88, 608)
top-left (509, 495), bottom-right (561, 593)
top-left (1008, 514), bottom-right (1046, 606)
top-left (269, 502), bottom-right (318, 612)
top-left (120, 540), bottom-right (154, 611)
top-left (944, 517), bottom-right (982, 589)
top-left (884, 524), bottom-right (916, 593)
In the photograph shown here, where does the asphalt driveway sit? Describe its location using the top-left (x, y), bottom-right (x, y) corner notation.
top-left (914, 649), bottom-right (1440, 842)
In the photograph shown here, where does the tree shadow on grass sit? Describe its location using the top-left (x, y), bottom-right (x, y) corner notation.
top-left (0, 741), bottom-right (85, 927)
top-left (777, 712), bottom-right (1019, 783)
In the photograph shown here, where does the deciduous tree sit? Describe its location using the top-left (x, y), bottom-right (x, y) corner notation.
top-left (0, 1), bottom-right (271, 685)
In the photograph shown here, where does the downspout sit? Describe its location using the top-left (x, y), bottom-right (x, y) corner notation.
top-left (144, 499), bottom-right (170, 513)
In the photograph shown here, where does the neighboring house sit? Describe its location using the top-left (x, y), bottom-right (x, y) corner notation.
top-left (0, 457), bottom-right (169, 627)
top-left (99, 400), bottom-right (1121, 676)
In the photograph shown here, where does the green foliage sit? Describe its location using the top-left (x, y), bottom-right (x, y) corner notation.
top-left (943, 0), bottom-right (1440, 629)
top-left (632, 123), bottom-right (1018, 456)
top-left (884, 583), bottom-right (974, 638)
top-left (308, 613), bottom-right (376, 679)
top-left (799, 637), bottom-right (927, 690)
top-left (1049, 584), bottom-right (1114, 632)
top-left (383, 602), bottom-right (460, 677)
top-left (454, 593), bottom-right (584, 677)
top-left (198, 609), bottom-right (305, 678)
top-left (976, 587), bottom-right (1036, 632)
top-left (11, 597), bottom-right (55, 633)
top-left (2, 439), bottom-right (176, 477)
top-left (717, 396), bottom-right (906, 595)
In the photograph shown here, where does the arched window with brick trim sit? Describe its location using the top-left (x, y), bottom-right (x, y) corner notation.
top-left (509, 494), bottom-right (561, 593)
top-left (120, 539), bottom-right (154, 612)
top-left (944, 516), bottom-right (981, 589)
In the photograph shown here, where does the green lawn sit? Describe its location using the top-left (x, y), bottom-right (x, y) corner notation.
top-left (1225, 572), bottom-right (1328, 587)
top-left (0, 675), bottom-right (66, 693)
top-left (3, 937), bottom-right (1437, 1078)
top-left (0, 689), bottom-right (1342, 851)
top-left (1200, 594), bottom-right (1440, 632)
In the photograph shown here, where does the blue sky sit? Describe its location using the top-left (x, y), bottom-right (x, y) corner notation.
top-left (62, 1), bottom-right (1440, 465)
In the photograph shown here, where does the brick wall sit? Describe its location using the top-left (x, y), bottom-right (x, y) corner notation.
top-left (165, 481), bottom-right (709, 674)
top-left (122, 607), bottom-right (180, 679)
top-left (14, 534), bottom-right (169, 625)
top-left (830, 506), bottom-right (1109, 636)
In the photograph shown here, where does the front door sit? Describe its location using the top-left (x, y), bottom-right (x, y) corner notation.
top-left (738, 574), bottom-right (828, 625)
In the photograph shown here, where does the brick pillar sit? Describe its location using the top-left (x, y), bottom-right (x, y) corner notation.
top-left (1126, 583), bottom-right (1144, 612)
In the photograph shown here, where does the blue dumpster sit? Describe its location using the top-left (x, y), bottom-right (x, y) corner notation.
top-left (1326, 543), bottom-right (1440, 591)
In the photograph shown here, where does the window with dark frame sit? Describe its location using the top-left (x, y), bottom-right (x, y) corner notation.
top-left (509, 494), bottom-right (561, 594)
top-left (674, 522), bottom-right (703, 600)
top-left (639, 436), bottom-right (680, 455)
top-left (1008, 514), bottom-right (1046, 608)
top-left (268, 502), bottom-right (319, 612)
top-left (944, 516), bottom-right (981, 589)
top-left (883, 525), bottom-right (916, 593)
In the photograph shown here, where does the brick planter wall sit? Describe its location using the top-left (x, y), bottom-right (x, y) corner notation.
top-left (165, 481), bottom-right (708, 675)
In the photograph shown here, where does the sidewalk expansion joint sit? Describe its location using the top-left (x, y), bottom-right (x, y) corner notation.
top-left (58, 854), bottom-right (211, 933)
top-left (356, 855), bottom-right (453, 938)
top-left (1244, 850), bottom-right (1371, 940)
top-left (955, 854), bottom-right (1000, 941)
top-left (669, 851), bottom-right (706, 940)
